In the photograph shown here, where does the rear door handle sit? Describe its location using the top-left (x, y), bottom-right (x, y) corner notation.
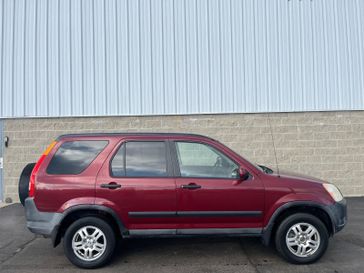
top-left (181, 183), bottom-right (201, 190)
top-left (100, 182), bottom-right (121, 189)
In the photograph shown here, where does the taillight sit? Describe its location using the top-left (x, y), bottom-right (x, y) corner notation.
top-left (29, 141), bottom-right (57, 198)
top-left (29, 155), bottom-right (45, 197)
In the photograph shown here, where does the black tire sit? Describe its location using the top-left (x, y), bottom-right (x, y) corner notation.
top-left (18, 163), bottom-right (35, 206)
top-left (275, 213), bottom-right (329, 264)
top-left (63, 217), bottom-right (116, 269)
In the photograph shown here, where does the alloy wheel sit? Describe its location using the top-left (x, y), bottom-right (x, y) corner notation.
top-left (285, 222), bottom-right (321, 258)
top-left (72, 225), bottom-right (107, 262)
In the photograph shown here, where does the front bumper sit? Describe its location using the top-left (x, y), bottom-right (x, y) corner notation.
top-left (327, 198), bottom-right (347, 233)
top-left (24, 198), bottom-right (63, 238)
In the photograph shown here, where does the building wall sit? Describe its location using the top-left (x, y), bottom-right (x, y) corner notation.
top-left (1, 0), bottom-right (364, 118)
top-left (3, 110), bottom-right (364, 202)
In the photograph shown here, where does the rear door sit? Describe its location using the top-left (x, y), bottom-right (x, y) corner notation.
top-left (96, 137), bottom-right (177, 233)
top-left (173, 140), bottom-right (265, 233)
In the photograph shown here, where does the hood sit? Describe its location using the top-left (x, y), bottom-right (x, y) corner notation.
top-left (273, 170), bottom-right (326, 184)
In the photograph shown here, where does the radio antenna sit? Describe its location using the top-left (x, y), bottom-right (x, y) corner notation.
top-left (267, 114), bottom-right (280, 177)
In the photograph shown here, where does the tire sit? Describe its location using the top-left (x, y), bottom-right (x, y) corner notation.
top-left (18, 163), bottom-right (35, 206)
top-left (63, 217), bottom-right (116, 269)
top-left (275, 213), bottom-right (329, 264)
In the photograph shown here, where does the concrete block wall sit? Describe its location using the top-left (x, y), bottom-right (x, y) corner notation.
top-left (3, 110), bottom-right (364, 202)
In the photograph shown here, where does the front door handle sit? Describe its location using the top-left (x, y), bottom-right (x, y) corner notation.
top-left (181, 183), bottom-right (201, 190)
top-left (100, 182), bottom-right (121, 189)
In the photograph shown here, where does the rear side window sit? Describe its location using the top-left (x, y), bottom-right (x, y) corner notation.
top-left (111, 141), bottom-right (168, 177)
top-left (47, 140), bottom-right (108, 175)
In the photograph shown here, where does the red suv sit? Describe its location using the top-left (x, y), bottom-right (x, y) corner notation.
top-left (19, 133), bottom-right (347, 268)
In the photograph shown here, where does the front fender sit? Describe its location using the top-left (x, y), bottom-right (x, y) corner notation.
top-left (261, 193), bottom-right (335, 246)
top-left (263, 193), bottom-right (333, 227)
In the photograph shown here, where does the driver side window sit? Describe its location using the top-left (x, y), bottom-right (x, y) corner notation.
top-left (175, 142), bottom-right (239, 179)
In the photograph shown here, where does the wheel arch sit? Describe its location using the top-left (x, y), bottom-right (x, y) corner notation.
top-left (262, 201), bottom-right (335, 246)
top-left (53, 205), bottom-right (128, 247)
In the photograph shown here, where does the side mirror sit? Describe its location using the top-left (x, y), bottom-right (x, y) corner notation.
top-left (238, 167), bottom-right (250, 181)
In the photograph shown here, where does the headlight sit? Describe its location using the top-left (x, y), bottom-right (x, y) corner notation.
top-left (323, 183), bottom-right (343, 202)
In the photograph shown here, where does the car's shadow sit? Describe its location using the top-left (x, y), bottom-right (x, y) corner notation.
top-left (110, 236), bottom-right (279, 267)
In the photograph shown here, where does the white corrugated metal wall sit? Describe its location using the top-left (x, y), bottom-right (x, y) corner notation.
top-left (0, 0), bottom-right (363, 118)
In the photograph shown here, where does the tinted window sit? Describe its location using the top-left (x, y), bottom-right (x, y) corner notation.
top-left (111, 141), bottom-right (168, 177)
top-left (111, 144), bottom-right (125, 177)
top-left (47, 141), bottom-right (108, 175)
top-left (176, 142), bottom-right (239, 178)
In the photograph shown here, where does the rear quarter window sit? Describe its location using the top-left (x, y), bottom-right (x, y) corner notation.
top-left (46, 140), bottom-right (108, 175)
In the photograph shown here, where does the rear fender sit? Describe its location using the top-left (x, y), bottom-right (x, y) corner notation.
top-left (53, 203), bottom-right (127, 247)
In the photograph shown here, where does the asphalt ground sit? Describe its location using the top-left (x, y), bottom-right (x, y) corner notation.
top-left (0, 197), bottom-right (363, 273)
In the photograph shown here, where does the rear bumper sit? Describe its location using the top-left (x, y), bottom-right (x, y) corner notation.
top-left (327, 198), bottom-right (347, 233)
top-left (24, 198), bottom-right (62, 238)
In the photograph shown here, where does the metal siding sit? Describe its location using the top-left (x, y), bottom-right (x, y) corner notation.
top-left (59, 0), bottom-right (71, 116)
top-left (0, 0), bottom-right (363, 118)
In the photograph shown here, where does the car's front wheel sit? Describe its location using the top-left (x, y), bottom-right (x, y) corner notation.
top-left (275, 213), bottom-right (329, 264)
top-left (63, 217), bottom-right (116, 268)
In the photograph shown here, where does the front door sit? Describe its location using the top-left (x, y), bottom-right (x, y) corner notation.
top-left (96, 139), bottom-right (177, 233)
top-left (173, 141), bottom-right (265, 233)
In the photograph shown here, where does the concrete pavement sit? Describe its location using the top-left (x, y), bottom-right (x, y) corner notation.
top-left (0, 198), bottom-right (363, 273)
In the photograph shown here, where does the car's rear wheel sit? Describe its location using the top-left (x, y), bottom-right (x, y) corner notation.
top-left (18, 163), bottom-right (35, 206)
top-left (275, 213), bottom-right (329, 264)
top-left (63, 217), bottom-right (116, 269)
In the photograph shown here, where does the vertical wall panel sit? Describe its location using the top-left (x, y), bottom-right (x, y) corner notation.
top-left (139, 0), bottom-right (153, 114)
top-left (184, 0), bottom-right (198, 113)
top-left (196, 0), bottom-right (210, 113)
top-left (13, 0), bottom-right (25, 116)
top-left (255, 0), bottom-right (268, 112)
top-left (231, 0), bottom-right (243, 112)
top-left (346, 0), bottom-right (361, 108)
top-left (162, 0), bottom-right (176, 114)
top-left (2, 0), bottom-right (15, 116)
top-left (36, 0), bottom-right (48, 116)
top-left (150, 0), bottom-right (164, 114)
top-left (355, 0), bottom-right (364, 107)
top-left (0, 0), bottom-right (3, 117)
top-left (209, 0), bottom-right (222, 113)
top-left (244, 0), bottom-right (257, 112)
top-left (220, 0), bottom-right (233, 113)
top-left (116, 0), bottom-right (130, 115)
top-left (0, 0), bottom-right (364, 118)
top-left (174, 0), bottom-right (187, 114)
top-left (81, 0), bottom-right (94, 115)
top-left (70, 0), bottom-right (83, 116)
top-left (128, 0), bottom-right (141, 115)
top-left (24, 0), bottom-right (37, 116)
top-left (47, 0), bottom-right (60, 116)
top-left (59, 0), bottom-right (71, 116)
top-left (105, 0), bottom-right (118, 115)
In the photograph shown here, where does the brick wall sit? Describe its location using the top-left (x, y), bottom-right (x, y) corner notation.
top-left (3, 111), bottom-right (364, 202)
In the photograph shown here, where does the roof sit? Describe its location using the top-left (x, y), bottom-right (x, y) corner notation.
top-left (56, 132), bottom-right (215, 141)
